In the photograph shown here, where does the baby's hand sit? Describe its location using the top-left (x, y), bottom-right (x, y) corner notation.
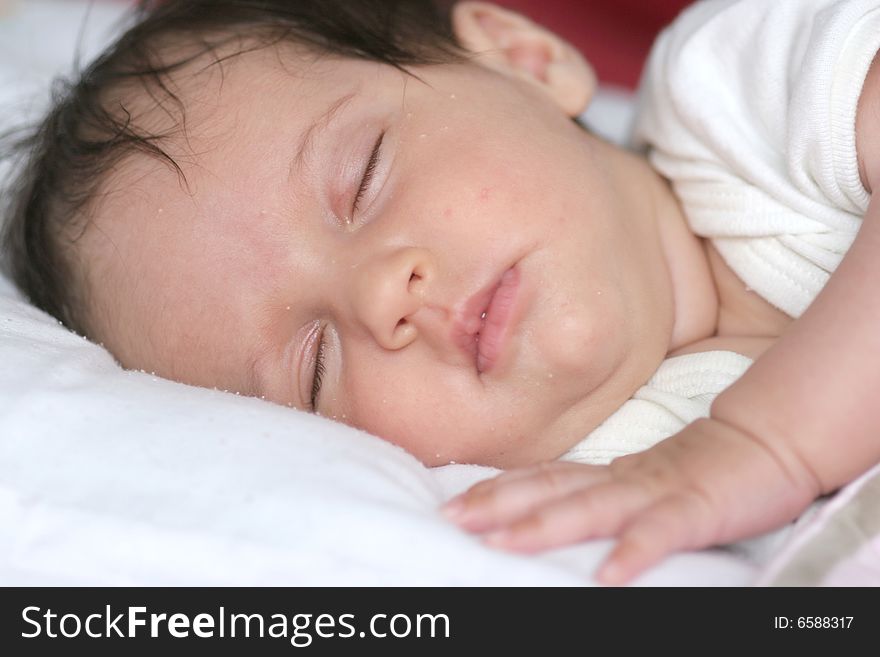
top-left (442, 417), bottom-right (820, 585)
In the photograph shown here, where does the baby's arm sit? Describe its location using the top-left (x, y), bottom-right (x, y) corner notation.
top-left (720, 46), bottom-right (880, 496)
top-left (443, 54), bottom-right (880, 586)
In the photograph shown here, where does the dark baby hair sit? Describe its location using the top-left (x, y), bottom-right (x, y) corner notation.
top-left (0, 0), bottom-right (462, 338)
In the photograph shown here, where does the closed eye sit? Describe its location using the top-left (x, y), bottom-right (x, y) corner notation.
top-left (310, 328), bottom-right (327, 412)
top-left (352, 132), bottom-right (384, 214)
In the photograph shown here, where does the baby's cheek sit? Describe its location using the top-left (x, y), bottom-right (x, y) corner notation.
top-left (343, 374), bottom-right (504, 467)
top-left (528, 291), bottom-right (627, 390)
top-left (342, 371), bottom-right (445, 457)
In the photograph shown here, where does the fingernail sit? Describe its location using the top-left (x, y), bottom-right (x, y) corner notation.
top-left (483, 529), bottom-right (512, 546)
top-left (441, 497), bottom-right (466, 520)
top-left (597, 562), bottom-right (624, 586)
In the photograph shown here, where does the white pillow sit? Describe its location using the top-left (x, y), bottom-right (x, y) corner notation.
top-left (0, 0), bottom-right (756, 585)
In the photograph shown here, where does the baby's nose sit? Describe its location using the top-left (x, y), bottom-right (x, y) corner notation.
top-left (350, 247), bottom-right (435, 351)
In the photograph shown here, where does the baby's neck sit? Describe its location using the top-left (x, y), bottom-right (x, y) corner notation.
top-left (631, 155), bottom-right (718, 350)
top-left (642, 157), bottom-right (792, 346)
top-left (703, 241), bottom-right (792, 338)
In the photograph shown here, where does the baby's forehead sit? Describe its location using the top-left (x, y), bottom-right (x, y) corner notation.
top-left (85, 40), bottom-right (340, 260)
top-left (95, 39), bottom-right (332, 206)
top-left (114, 32), bottom-right (358, 145)
top-left (123, 37), bottom-right (303, 127)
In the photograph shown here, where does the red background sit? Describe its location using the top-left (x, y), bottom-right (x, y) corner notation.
top-left (495, 0), bottom-right (694, 88)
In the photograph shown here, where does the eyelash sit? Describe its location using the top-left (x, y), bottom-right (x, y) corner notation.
top-left (352, 132), bottom-right (384, 215)
top-left (310, 328), bottom-right (326, 412)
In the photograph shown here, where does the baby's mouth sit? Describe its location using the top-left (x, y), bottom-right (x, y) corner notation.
top-left (453, 266), bottom-right (521, 374)
top-left (475, 267), bottom-right (520, 373)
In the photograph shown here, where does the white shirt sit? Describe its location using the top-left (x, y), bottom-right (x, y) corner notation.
top-left (633, 0), bottom-right (880, 317)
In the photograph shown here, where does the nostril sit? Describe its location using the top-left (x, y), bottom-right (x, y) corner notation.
top-left (408, 271), bottom-right (425, 295)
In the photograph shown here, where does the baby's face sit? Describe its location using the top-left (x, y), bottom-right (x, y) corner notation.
top-left (83, 44), bottom-right (673, 467)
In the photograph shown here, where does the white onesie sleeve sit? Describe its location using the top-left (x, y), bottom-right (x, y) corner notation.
top-left (632, 0), bottom-right (880, 317)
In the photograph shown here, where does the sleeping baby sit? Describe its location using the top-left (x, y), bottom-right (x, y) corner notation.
top-left (2, 0), bottom-right (879, 584)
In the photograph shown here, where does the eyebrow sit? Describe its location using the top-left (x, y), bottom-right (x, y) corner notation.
top-left (289, 91), bottom-right (358, 181)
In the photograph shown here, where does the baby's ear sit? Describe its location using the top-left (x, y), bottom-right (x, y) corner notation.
top-left (452, 1), bottom-right (596, 116)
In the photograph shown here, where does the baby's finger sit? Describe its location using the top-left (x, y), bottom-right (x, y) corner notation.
top-left (443, 462), bottom-right (611, 532)
top-left (481, 481), bottom-right (651, 552)
top-left (596, 491), bottom-right (720, 586)
top-left (454, 461), bottom-right (601, 499)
